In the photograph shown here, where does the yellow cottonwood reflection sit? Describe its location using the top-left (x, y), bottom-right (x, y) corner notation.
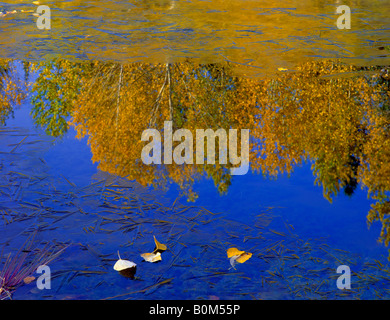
top-left (28, 59), bottom-right (390, 249)
top-left (0, 59), bottom-right (24, 125)
top-left (66, 61), bottom-right (242, 201)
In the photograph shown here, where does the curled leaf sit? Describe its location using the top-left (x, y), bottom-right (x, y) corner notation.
top-left (227, 248), bottom-right (252, 269)
top-left (236, 252), bottom-right (252, 263)
top-left (113, 251), bottom-right (136, 271)
top-left (113, 251), bottom-right (137, 279)
top-left (153, 236), bottom-right (167, 253)
top-left (113, 251), bottom-right (136, 270)
top-left (227, 247), bottom-right (245, 258)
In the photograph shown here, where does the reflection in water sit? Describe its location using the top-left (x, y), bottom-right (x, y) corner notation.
top-left (1, 58), bottom-right (390, 250)
top-left (0, 0), bottom-right (389, 74)
top-left (0, 59), bottom-right (24, 125)
top-left (1, 0), bottom-right (390, 301)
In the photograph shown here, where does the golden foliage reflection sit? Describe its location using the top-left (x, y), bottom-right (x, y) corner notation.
top-left (4, 58), bottom-right (390, 248)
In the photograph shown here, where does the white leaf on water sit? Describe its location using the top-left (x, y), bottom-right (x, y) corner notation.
top-left (113, 251), bottom-right (136, 271)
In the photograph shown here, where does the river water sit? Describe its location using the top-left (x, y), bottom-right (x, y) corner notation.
top-left (0, 0), bottom-right (389, 76)
top-left (0, 0), bottom-right (390, 300)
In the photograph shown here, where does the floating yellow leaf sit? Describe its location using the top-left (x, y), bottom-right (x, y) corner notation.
top-left (141, 251), bottom-right (162, 263)
top-left (153, 235), bottom-right (167, 253)
top-left (278, 67), bottom-right (288, 72)
top-left (227, 247), bottom-right (245, 258)
top-left (236, 252), bottom-right (252, 263)
top-left (227, 248), bottom-right (252, 269)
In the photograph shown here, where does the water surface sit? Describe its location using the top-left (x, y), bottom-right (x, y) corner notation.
top-left (0, 0), bottom-right (390, 300)
top-left (0, 0), bottom-right (389, 76)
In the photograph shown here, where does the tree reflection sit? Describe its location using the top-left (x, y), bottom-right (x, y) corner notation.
top-left (0, 59), bottom-right (24, 125)
top-left (26, 58), bottom-right (390, 246)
